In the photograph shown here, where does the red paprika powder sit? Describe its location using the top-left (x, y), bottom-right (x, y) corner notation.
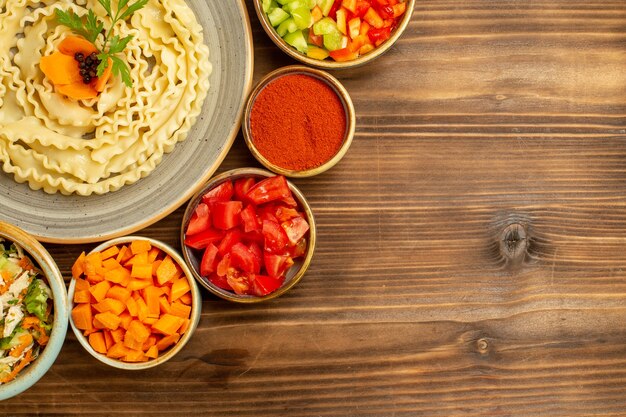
top-left (249, 73), bottom-right (346, 171)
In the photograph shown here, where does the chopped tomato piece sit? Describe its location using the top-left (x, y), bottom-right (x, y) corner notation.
top-left (248, 242), bottom-right (263, 272)
top-left (246, 176), bottom-right (292, 205)
top-left (289, 238), bottom-right (308, 258)
top-left (275, 206), bottom-right (299, 222)
top-left (186, 203), bottom-right (211, 236)
top-left (226, 268), bottom-right (250, 295)
top-left (200, 243), bottom-right (219, 276)
top-left (264, 253), bottom-right (292, 278)
top-left (252, 275), bottom-right (284, 297)
top-left (241, 230), bottom-right (265, 245)
top-left (184, 228), bottom-right (225, 250)
top-left (230, 242), bottom-right (258, 274)
top-left (262, 220), bottom-right (289, 253)
top-left (216, 253), bottom-right (231, 277)
top-left (234, 177), bottom-right (256, 202)
top-left (202, 180), bottom-right (234, 205)
top-left (240, 204), bottom-right (259, 232)
top-left (281, 216), bottom-right (310, 245)
top-left (212, 201), bottom-right (242, 230)
top-left (208, 273), bottom-right (232, 291)
top-left (353, 1), bottom-right (371, 18)
top-left (217, 229), bottom-right (242, 256)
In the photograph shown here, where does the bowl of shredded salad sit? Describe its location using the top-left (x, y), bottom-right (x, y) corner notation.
top-left (0, 221), bottom-right (68, 400)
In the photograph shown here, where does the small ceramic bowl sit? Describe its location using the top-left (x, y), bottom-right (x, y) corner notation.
top-left (67, 236), bottom-right (201, 370)
top-left (243, 66), bottom-right (355, 177)
top-left (181, 168), bottom-right (316, 303)
top-left (0, 221), bottom-right (68, 400)
top-left (253, 0), bottom-right (415, 70)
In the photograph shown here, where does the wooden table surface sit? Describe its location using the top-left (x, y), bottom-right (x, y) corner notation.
top-left (4, 0), bottom-right (626, 415)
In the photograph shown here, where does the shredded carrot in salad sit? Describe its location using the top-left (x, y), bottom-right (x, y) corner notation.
top-left (0, 239), bottom-right (53, 384)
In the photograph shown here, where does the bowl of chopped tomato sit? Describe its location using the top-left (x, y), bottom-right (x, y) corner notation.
top-left (253, 0), bottom-right (415, 69)
top-left (181, 168), bottom-right (316, 302)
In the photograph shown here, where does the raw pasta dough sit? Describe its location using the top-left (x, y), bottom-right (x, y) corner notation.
top-left (0, 0), bottom-right (211, 195)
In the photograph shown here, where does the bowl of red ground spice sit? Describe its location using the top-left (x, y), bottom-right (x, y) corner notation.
top-left (243, 65), bottom-right (355, 177)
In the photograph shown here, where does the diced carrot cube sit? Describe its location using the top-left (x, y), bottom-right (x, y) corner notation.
top-left (104, 267), bottom-right (131, 284)
top-left (102, 257), bottom-right (122, 271)
top-left (124, 252), bottom-right (148, 267)
top-left (142, 335), bottom-right (157, 351)
top-left (73, 289), bottom-right (91, 304)
top-left (93, 311), bottom-right (121, 330)
top-left (127, 320), bottom-right (151, 343)
top-left (100, 245), bottom-right (120, 260)
top-left (116, 245), bottom-right (133, 264)
top-left (110, 328), bottom-right (125, 343)
top-left (119, 312), bottom-right (132, 330)
top-left (158, 296), bottom-right (171, 315)
top-left (169, 278), bottom-right (190, 303)
top-left (124, 349), bottom-right (148, 362)
top-left (155, 333), bottom-right (180, 351)
top-left (169, 301), bottom-right (191, 319)
top-left (127, 279), bottom-right (151, 291)
top-left (152, 260), bottom-right (162, 277)
top-left (136, 297), bottom-right (149, 322)
top-left (156, 256), bottom-right (179, 285)
top-left (74, 277), bottom-right (90, 291)
top-left (130, 240), bottom-right (152, 255)
top-left (71, 252), bottom-right (86, 279)
top-left (103, 330), bottom-right (115, 350)
top-left (147, 247), bottom-right (161, 263)
top-left (107, 342), bottom-right (130, 359)
top-left (92, 298), bottom-right (126, 316)
top-left (123, 332), bottom-right (144, 351)
top-left (89, 280), bottom-right (112, 303)
top-left (178, 292), bottom-right (192, 305)
top-left (126, 296), bottom-right (138, 317)
top-left (143, 286), bottom-right (163, 318)
top-left (131, 264), bottom-right (153, 280)
top-left (179, 318), bottom-right (191, 335)
top-left (88, 332), bottom-right (107, 354)
top-left (142, 317), bottom-right (158, 325)
top-left (152, 314), bottom-right (184, 336)
top-left (145, 345), bottom-right (158, 359)
top-left (71, 303), bottom-right (93, 330)
top-left (106, 285), bottom-right (131, 302)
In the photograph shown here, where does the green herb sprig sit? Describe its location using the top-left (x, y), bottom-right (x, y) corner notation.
top-left (55, 0), bottom-right (148, 87)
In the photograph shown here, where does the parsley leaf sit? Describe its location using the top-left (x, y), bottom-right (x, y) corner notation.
top-left (55, 9), bottom-right (93, 41)
top-left (109, 35), bottom-right (133, 55)
top-left (118, 0), bottom-right (149, 22)
top-left (84, 10), bottom-right (104, 43)
top-left (111, 55), bottom-right (132, 88)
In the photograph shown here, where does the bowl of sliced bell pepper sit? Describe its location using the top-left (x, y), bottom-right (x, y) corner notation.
top-left (67, 237), bottom-right (201, 370)
top-left (181, 168), bottom-right (316, 303)
top-left (253, 0), bottom-right (415, 68)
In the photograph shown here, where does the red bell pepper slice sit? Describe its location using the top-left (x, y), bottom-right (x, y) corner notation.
top-left (211, 201), bottom-right (243, 230)
top-left (353, 0), bottom-right (371, 18)
top-left (281, 216), bottom-right (310, 245)
top-left (230, 242), bottom-right (258, 274)
top-left (328, 0), bottom-right (342, 19)
top-left (200, 243), bottom-right (219, 276)
top-left (217, 229), bottom-right (242, 256)
top-left (234, 177), bottom-right (256, 202)
top-left (367, 26), bottom-right (391, 43)
top-left (202, 180), bottom-right (234, 205)
top-left (240, 204), bottom-right (259, 232)
top-left (245, 175), bottom-right (292, 205)
top-left (184, 228), bottom-right (225, 250)
top-left (186, 203), bottom-right (211, 236)
top-left (251, 275), bottom-right (284, 297)
top-left (262, 220), bottom-right (289, 253)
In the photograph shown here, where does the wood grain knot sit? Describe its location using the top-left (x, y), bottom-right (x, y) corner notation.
top-left (476, 338), bottom-right (489, 354)
top-left (500, 223), bottom-right (528, 262)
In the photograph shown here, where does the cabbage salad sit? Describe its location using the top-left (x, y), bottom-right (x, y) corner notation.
top-left (0, 239), bottom-right (53, 384)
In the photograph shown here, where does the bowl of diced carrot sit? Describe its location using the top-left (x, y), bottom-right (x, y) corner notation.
top-left (67, 237), bottom-right (201, 369)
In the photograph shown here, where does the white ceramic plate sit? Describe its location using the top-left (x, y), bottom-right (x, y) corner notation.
top-left (0, 0), bottom-right (253, 243)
